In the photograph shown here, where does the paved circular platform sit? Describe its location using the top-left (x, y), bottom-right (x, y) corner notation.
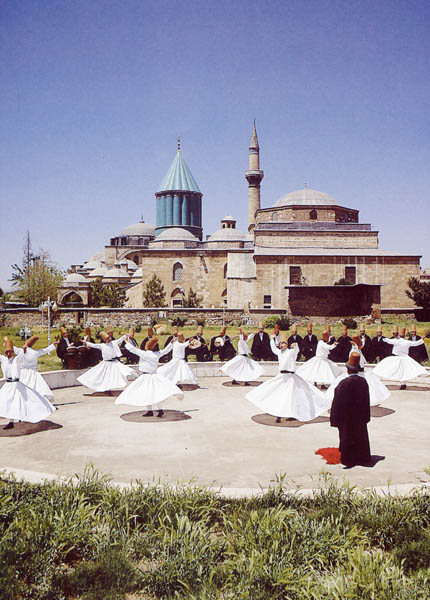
top-left (0, 376), bottom-right (429, 493)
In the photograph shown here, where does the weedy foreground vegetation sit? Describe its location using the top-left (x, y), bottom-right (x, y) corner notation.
top-left (1, 468), bottom-right (430, 599)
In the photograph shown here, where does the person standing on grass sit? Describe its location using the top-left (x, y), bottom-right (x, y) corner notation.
top-left (330, 352), bottom-right (372, 468)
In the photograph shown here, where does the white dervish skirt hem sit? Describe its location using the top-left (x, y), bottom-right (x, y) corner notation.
top-left (77, 360), bottom-right (134, 391)
top-left (373, 355), bottom-right (427, 382)
top-left (19, 368), bottom-right (53, 400)
top-left (157, 358), bottom-right (198, 384)
top-left (220, 355), bottom-right (263, 382)
top-left (115, 373), bottom-right (184, 407)
top-left (296, 357), bottom-right (345, 384)
top-left (245, 373), bottom-right (330, 420)
top-left (326, 371), bottom-right (391, 407)
top-left (0, 381), bottom-right (56, 422)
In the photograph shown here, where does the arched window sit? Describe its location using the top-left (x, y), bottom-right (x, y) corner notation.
top-left (173, 262), bottom-right (183, 281)
top-left (223, 263), bottom-right (227, 278)
top-left (171, 287), bottom-right (184, 307)
top-left (309, 209), bottom-right (317, 220)
top-left (272, 211), bottom-right (279, 222)
top-left (133, 255), bottom-right (139, 265)
top-left (221, 288), bottom-right (227, 306)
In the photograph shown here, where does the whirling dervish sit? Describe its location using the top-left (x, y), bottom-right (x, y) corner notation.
top-left (245, 334), bottom-right (328, 422)
top-left (157, 332), bottom-right (198, 385)
top-left (326, 336), bottom-right (391, 407)
top-left (13, 335), bottom-right (57, 400)
top-left (373, 328), bottom-right (427, 389)
top-left (77, 331), bottom-right (134, 394)
top-left (296, 330), bottom-right (345, 387)
top-left (0, 338), bottom-right (56, 429)
top-left (115, 335), bottom-right (184, 417)
top-left (220, 328), bottom-right (263, 384)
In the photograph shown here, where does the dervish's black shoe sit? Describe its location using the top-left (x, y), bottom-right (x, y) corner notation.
top-left (400, 384), bottom-right (407, 390)
top-left (143, 410), bottom-right (153, 417)
top-left (157, 409), bottom-right (164, 418)
top-left (3, 422), bottom-right (14, 430)
top-left (276, 417), bottom-right (281, 423)
top-left (320, 385), bottom-right (327, 390)
top-left (231, 380), bottom-right (240, 385)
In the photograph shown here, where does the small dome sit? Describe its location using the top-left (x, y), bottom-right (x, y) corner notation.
top-left (88, 251), bottom-right (104, 262)
top-left (64, 273), bottom-right (87, 284)
top-left (273, 188), bottom-right (338, 208)
top-left (123, 259), bottom-right (138, 271)
top-left (82, 260), bottom-right (102, 270)
top-left (222, 215), bottom-right (235, 221)
top-left (207, 228), bottom-right (246, 242)
top-left (120, 221), bottom-right (155, 236)
top-left (105, 266), bottom-right (129, 277)
top-left (89, 267), bottom-right (109, 277)
top-left (155, 227), bottom-right (199, 241)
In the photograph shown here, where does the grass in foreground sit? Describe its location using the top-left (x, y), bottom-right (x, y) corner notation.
top-left (0, 467), bottom-right (429, 599)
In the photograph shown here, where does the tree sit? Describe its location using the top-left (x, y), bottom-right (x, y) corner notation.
top-left (89, 278), bottom-right (126, 308)
top-left (10, 235), bottom-right (64, 307)
top-left (406, 277), bottom-right (430, 315)
top-left (183, 287), bottom-right (203, 308)
top-left (143, 274), bottom-right (166, 307)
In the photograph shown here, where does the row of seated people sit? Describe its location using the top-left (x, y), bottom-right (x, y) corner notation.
top-left (56, 322), bottom-right (428, 369)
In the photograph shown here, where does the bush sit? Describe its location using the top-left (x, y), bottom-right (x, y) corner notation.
top-left (264, 315), bottom-right (291, 330)
top-left (342, 318), bottom-right (357, 330)
top-left (134, 322), bottom-right (142, 333)
top-left (171, 316), bottom-right (187, 327)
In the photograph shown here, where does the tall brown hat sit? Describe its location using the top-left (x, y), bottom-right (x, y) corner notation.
top-left (173, 326), bottom-right (179, 335)
top-left (84, 326), bottom-right (91, 336)
top-left (100, 331), bottom-right (109, 342)
top-left (322, 331), bottom-right (329, 342)
top-left (410, 323), bottom-right (417, 333)
top-left (352, 335), bottom-right (363, 349)
top-left (359, 324), bottom-right (366, 333)
top-left (292, 323), bottom-right (297, 333)
top-left (197, 325), bottom-right (203, 335)
top-left (60, 326), bottom-right (68, 335)
top-left (240, 328), bottom-right (248, 341)
top-left (178, 333), bottom-right (185, 342)
top-left (4, 338), bottom-right (14, 353)
top-left (342, 324), bottom-right (348, 334)
top-left (128, 327), bottom-right (135, 338)
top-left (327, 324), bottom-right (331, 332)
top-left (147, 327), bottom-right (153, 337)
top-left (258, 321), bottom-right (264, 329)
top-left (346, 352), bottom-right (361, 372)
top-left (220, 326), bottom-right (227, 336)
top-left (106, 325), bottom-right (113, 334)
top-left (307, 322), bottom-right (313, 332)
top-left (377, 325), bottom-right (383, 334)
top-left (146, 336), bottom-right (159, 351)
top-left (26, 335), bottom-right (39, 348)
top-left (279, 334), bottom-right (288, 344)
top-left (274, 323), bottom-right (280, 333)
top-left (400, 327), bottom-right (406, 338)
top-left (393, 324), bottom-right (399, 333)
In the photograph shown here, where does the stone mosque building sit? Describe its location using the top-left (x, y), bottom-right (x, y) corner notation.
top-left (58, 125), bottom-right (421, 316)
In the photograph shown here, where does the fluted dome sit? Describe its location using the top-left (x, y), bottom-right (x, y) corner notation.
top-left (155, 227), bottom-right (199, 241)
top-left (82, 260), bottom-right (102, 270)
top-left (120, 221), bottom-right (155, 236)
top-left (273, 188), bottom-right (338, 208)
top-left (207, 228), bottom-right (246, 242)
top-left (63, 273), bottom-right (87, 285)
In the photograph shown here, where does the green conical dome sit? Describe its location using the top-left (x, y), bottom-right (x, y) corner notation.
top-left (156, 151), bottom-right (201, 194)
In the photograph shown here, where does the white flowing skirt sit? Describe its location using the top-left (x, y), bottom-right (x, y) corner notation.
top-left (19, 368), bottom-right (53, 400)
top-left (157, 358), bottom-right (198, 384)
top-left (245, 372), bottom-right (330, 420)
top-left (115, 373), bottom-right (184, 408)
top-left (373, 355), bottom-right (427, 382)
top-left (220, 355), bottom-right (263, 382)
top-left (296, 357), bottom-right (345, 384)
top-left (326, 371), bottom-right (391, 407)
top-left (77, 360), bottom-right (134, 391)
top-left (0, 381), bottom-right (56, 423)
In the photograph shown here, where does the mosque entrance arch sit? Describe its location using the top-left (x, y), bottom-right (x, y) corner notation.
top-left (61, 291), bottom-right (85, 307)
top-left (171, 287), bottom-right (184, 308)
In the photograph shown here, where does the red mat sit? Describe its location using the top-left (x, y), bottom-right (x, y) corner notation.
top-left (315, 447), bottom-right (341, 465)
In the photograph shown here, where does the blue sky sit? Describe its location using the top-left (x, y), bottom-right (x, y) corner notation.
top-left (1, 0), bottom-right (429, 291)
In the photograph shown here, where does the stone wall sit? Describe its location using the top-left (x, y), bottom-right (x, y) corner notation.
top-left (254, 231), bottom-right (378, 248)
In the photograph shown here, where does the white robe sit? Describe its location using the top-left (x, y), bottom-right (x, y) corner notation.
top-left (115, 343), bottom-right (184, 408)
top-left (373, 337), bottom-right (427, 382)
top-left (0, 353), bottom-right (56, 422)
top-left (326, 344), bottom-right (391, 407)
top-left (77, 336), bottom-right (134, 391)
top-left (157, 340), bottom-right (198, 384)
top-left (14, 344), bottom-right (55, 400)
top-left (246, 341), bottom-right (329, 420)
top-left (220, 334), bottom-right (263, 382)
top-left (296, 340), bottom-right (345, 384)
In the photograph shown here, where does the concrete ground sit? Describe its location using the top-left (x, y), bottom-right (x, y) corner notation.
top-left (1, 377), bottom-right (429, 494)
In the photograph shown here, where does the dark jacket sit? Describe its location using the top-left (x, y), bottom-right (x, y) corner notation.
top-left (301, 334), bottom-right (318, 361)
top-left (251, 331), bottom-right (274, 360)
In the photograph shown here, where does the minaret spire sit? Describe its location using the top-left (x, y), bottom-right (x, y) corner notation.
top-left (245, 121), bottom-right (264, 231)
top-left (177, 136), bottom-right (181, 152)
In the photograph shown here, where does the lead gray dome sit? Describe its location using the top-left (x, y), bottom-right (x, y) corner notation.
top-left (273, 188), bottom-right (338, 208)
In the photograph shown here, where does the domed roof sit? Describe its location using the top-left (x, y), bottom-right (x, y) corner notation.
top-left (156, 150), bottom-right (201, 194)
top-left (89, 267), bottom-right (109, 277)
top-left (64, 273), bottom-right (87, 284)
top-left (222, 215), bottom-right (235, 221)
top-left (82, 259), bottom-right (102, 270)
top-left (155, 227), bottom-right (199, 241)
top-left (120, 221), bottom-right (155, 236)
top-left (273, 188), bottom-right (338, 208)
top-left (88, 251), bottom-right (104, 262)
top-left (207, 227), bottom-right (246, 242)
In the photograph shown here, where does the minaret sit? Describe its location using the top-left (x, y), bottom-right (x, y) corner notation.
top-left (245, 121), bottom-right (264, 231)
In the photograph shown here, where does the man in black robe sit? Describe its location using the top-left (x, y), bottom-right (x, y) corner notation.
top-left (408, 324), bottom-right (428, 364)
top-left (121, 327), bottom-right (139, 364)
top-left (82, 326), bottom-right (100, 367)
top-left (371, 326), bottom-right (391, 362)
top-left (187, 325), bottom-right (211, 361)
top-left (330, 352), bottom-right (371, 468)
top-left (251, 322), bottom-right (273, 360)
top-left (334, 325), bottom-right (352, 363)
top-left (359, 324), bottom-right (373, 362)
top-left (210, 326), bottom-right (236, 361)
top-left (140, 327), bottom-right (160, 351)
top-left (287, 323), bottom-right (303, 361)
top-left (56, 326), bottom-right (75, 368)
top-left (301, 323), bottom-right (317, 361)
